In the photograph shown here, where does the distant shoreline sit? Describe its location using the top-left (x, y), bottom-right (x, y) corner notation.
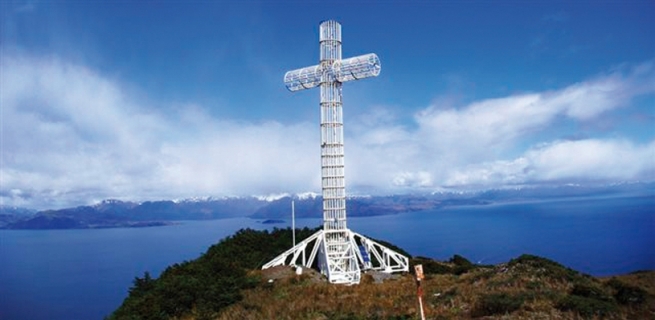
top-left (2, 184), bottom-right (653, 230)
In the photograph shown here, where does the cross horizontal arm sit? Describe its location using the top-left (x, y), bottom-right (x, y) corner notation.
top-left (283, 53), bottom-right (381, 92)
top-left (335, 53), bottom-right (381, 83)
top-left (284, 65), bottom-right (322, 92)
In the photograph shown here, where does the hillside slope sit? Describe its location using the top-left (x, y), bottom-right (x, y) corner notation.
top-left (109, 228), bottom-right (654, 320)
top-left (221, 258), bottom-right (654, 319)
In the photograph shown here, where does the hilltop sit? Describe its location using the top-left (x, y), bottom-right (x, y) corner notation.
top-left (108, 228), bottom-right (654, 320)
top-left (219, 261), bottom-right (654, 320)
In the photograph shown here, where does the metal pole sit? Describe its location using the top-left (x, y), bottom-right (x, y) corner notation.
top-left (292, 200), bottom-right (296, 247)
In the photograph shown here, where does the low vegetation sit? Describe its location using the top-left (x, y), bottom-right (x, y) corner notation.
top-left (108, 227), bottom-right (319, 320)
top-left (109, 228), bottom-right (655, 320)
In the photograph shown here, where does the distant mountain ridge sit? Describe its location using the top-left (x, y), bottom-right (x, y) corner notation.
top-left (1, 182), bottom-right (652, 230)
top-left (0, 197), bottom-right (268, 229)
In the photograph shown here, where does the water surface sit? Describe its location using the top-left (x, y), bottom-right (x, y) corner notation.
top-left (1, 195), bottom-right (652, 320)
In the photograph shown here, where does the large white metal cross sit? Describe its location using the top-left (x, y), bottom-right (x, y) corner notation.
top-left (263, 20), bottom-right (408, 285)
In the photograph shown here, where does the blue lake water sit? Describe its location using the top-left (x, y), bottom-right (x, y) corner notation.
top-left (0, 195), bottom-right (653, 320)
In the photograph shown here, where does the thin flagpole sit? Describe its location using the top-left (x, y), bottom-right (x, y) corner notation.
top-left (292, 200), bottom-right (296, 247)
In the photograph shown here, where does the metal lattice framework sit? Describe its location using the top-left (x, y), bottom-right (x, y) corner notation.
top-left (262, 20), bottom-right (408, 285)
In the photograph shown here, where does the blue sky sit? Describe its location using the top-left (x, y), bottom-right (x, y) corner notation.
top-left (1, 1), bottom-right (654, 209)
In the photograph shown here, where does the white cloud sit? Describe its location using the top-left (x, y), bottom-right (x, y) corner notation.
top-left (416, 60), bottom-right (653, 152)
top-left (392, 171), bottom-right (433, 188)
top-left (393, 61), bottom-right (655, 188)
top-left (526, 139), bottom-right (655, 181)
top-left (445, 139), bottom-right (655, 187)
top-left (157, 118), bottom-right (318, 196)
top-left (1, 54), bottom-right (319, 209)
top-left (1, 54), bottom-right (653, 209)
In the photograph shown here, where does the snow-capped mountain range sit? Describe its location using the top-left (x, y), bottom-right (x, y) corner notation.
top-left (1, 182), bottom-right (652, 230)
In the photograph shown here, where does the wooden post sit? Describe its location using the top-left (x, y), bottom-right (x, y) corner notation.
top-left (414, 264), bottom-right (426, 320)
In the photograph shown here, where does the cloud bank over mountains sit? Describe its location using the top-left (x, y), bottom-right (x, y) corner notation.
top-left (2, 53), bottom-right (654, 209)
top-left (351, 61), bottom-right (655, 189)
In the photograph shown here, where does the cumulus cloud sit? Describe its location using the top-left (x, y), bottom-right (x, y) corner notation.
top-left (3, 54), bottom-right (164, 208)
top-left (445, 139), bottom-right (655, 187)
top-left (1, 54), bottom-right (653, 209)
top-left (416, 61), bottom-right (653, 151)
top-left (1, 54), bottom-right (318, 208)
top-left (378, 61), bottom-right (655, 189)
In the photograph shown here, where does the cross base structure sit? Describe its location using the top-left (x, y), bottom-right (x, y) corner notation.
top-left (262, 229), bottom-right (409, 284)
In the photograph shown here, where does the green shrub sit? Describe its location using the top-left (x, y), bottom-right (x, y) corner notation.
top-left (467, 268), bottom-right (495, 284)
top-left (472, 292), bottom-right (525, 317)
top-left (526, 280), bottom-right (544, 290)
top-left (109, 227), bottom-right (323, 319)
top-left (508, 254), bottom-right (582, 282)
top-left (571, 281), bottom-right (613, 302)
top-left (606, 278), bottom-right (647, 305)
top-left (449, 254), bottom-right (474, 275)
top-left (410, 254), bottom-right (483, 276)
top-left (449, 254), bottom-right (472, 267)
top-left (556, 295), bottom-right (618, 318)
top-left (554, 278), bottom-right (618, 318)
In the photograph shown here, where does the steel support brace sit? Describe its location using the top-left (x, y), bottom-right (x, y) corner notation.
top-left (262, 229), bottom-right (409, 284)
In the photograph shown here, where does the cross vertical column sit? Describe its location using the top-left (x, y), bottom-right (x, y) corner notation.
top-left (319, 20), bottom-right (358, 283)
top-left (320, 20), bottom-right (346, 232)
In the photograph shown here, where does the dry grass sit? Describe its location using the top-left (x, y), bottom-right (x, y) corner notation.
top-left (212, 262), bottom-right (654, 320)
top-left (218, 271), bottom-right (417, 320)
